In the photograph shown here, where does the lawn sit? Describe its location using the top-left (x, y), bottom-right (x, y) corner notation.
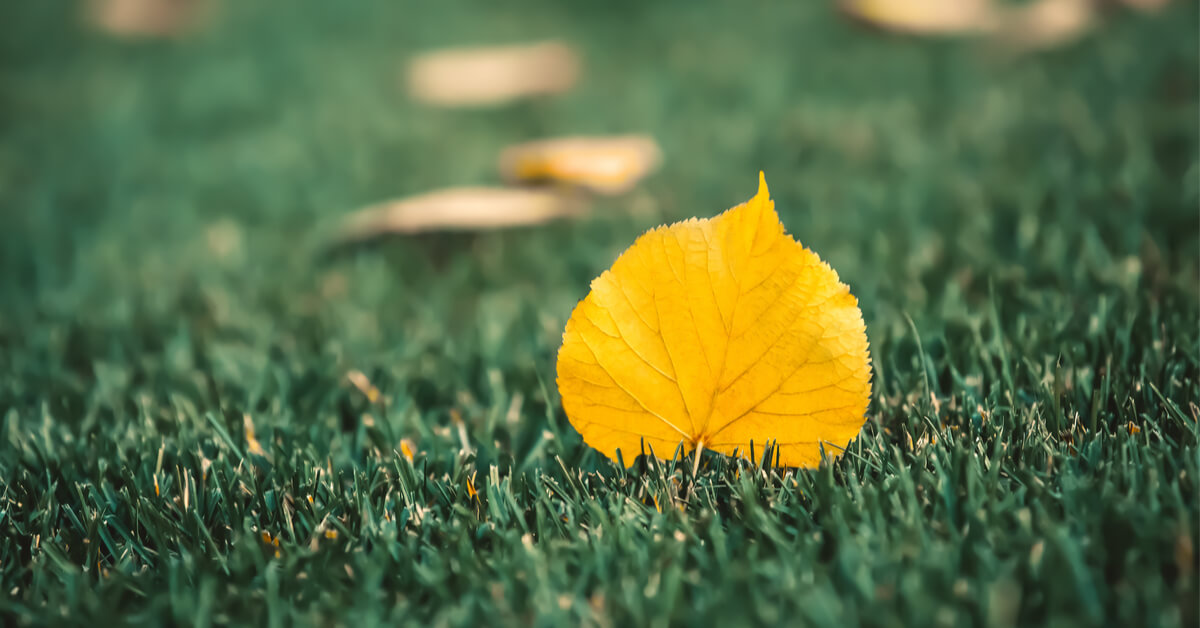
top-left (1, 1), bottom-right (1197, 626)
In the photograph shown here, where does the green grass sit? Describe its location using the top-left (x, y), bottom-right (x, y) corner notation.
top-left (1, 1), bottom-right (1198, 625)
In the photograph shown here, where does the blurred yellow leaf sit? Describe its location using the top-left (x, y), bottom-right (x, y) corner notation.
top-left (243, 413), bottom-right (266, 457)
top-left (557, 173), bottom-right (872, 468)
top-left (406, 41), bottom-right (580, 108)
top-left (86, 0), bottom-right (214, 38)
top-left (466, 471), bottom-right (479, 501)
top-left (399, 439), bottom-right (416, 463)
top-left (838, 0), bottom-right (998, 35)
top-left (346, 370), bottom-right (381, 403)
top-left (992, 0), bottom-right (1096, 53)
top-left (336, 187), bottom-right (586, 241)
top-left (499, 135), bottom-right (662, 196)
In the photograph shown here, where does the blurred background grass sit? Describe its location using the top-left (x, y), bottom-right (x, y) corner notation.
top-left (0, 0), bottom-right (1197, 626)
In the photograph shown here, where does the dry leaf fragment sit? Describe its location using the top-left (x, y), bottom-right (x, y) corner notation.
top-left (466, 471), bottom-right (479, 501)
top-left (838, 0), bottom-right (999, 35)
top-left (992, 0), bottom-right (1096, 53)
top-left (336, 187), bottom-right (585, 242)
top-left (399, 439), bottom-right (416, 463)
top-left (346, 370), bottom-right (381, 403)
top-left (556, 173), bottom-right (872, 468)
top-left (86, 0), bottom-right (215, 38)
top-left (406, 41), bottom-right (580, 108)
top-left (499, 135), bottom-right (663, 196)
top-left (243, 413), bottom-right (266, 457)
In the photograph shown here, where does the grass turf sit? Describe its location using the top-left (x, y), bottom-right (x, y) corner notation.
top-left (1, 0), bottom-right (1198, 625)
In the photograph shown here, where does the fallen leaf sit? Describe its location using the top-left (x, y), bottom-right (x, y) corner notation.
top-left (838, 0), bottom-right (999, 36)
top-left (406, 41), bottom-right (580, 108)
top-left (399, 439), bottom-right (416, 463)
top-left (86, 0), bottom-right (215, 38)
top-left (243, 413), bottom-right (266, 457)
top-left (992, 0), bottom-right (1096, 52)
top-left (556, 173), bottom-right (872, 468)
top-left (335, 187), bottom-right (586, 242)
top-left (466, 471), bottom-right (479, 501)
top-left (346, 370), bottom-right (381, 403)
top-left (499, 135), bottom-right (662, 195)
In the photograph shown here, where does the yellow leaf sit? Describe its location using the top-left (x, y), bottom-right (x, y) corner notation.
top-left (399, 438), bottom-right (416, 463)
top-left (991, 0), bottom-right (1095, 54)
top-left (244, 414), bottom-right (266, 457)
top-left (87, 0), bottom-right (215, 39)
top-left (499, 135), bottom-right (663, 196)
top-left (406, 41), bottom-right (580, 108)
top-left (466, 471), bottom-right (479, 501)
top-left (336, 187), bottom-right (586, 242)
top-left (839, 0), bottom-right (999, 36)
top-left (556, 173), bottom-right (872, 468)
top-left (347, 370), bottom-right (381, 403)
